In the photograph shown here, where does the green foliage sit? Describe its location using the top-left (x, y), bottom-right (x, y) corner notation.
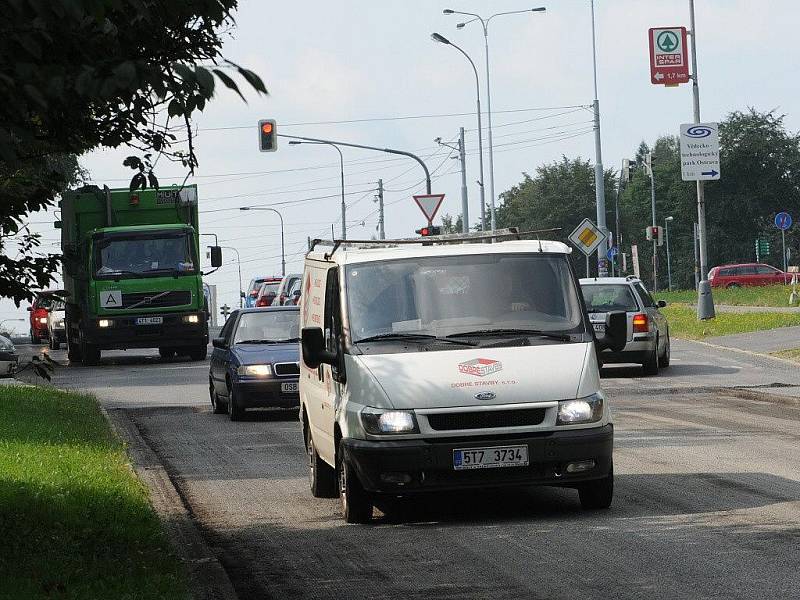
top-left (0, 386), bottom-right (187, 599)
top-left (661, 304), bottom-right (800, 339)
top-left (655, 284), bottom-right (793, 307)
top-left (0, 0), bottom-right (267, 303)
top-left (495, 157), bottom-right (617, 274)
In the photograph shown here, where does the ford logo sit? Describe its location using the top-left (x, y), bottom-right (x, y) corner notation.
top-left (474, 391), bottom-right (496, 401)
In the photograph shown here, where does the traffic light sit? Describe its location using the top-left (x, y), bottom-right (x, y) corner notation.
top-left (645, 225), bottom-right (663, 246)
top-left (258, 119), bottom-right (277, 152)
top-left (415, 226), bottom-right (441, 237)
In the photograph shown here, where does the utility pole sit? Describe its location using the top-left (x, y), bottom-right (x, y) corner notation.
top-left (693, 222), bottom-right (700, 290)
top-left (689, 0), bottom-right (715, 319)
top-left (458, 127), bottom-right (469, 233)
top-left (646, 152), bottom-right (658, 292)
top-left (375, 179), bottom-right (385, 240)
top-left (590, 0), bottom-right (608, 276)
top-left (665, 216), bottom-right (674, 291)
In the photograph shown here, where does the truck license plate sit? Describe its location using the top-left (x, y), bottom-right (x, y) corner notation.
top-left (136, 316), bottom-right (163, 325)
top-left (281, 382), bottom-right (299, 393)
top-left (453, 445), bottom-right (528, 470)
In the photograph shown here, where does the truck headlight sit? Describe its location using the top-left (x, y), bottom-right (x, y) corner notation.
top-left (98, 319), bottom-right (112, 328)
top-left (183, 314), bottom-right (200, 324)
top-left (556, 392), bottom-right (604, 425)
top-left (237, 364), bottom-right (272, 377)
top-left (361, 408), bottom-right (419, 435)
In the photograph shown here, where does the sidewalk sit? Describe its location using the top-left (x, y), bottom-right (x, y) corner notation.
top-left (704, 325), bottom-right (800, 354)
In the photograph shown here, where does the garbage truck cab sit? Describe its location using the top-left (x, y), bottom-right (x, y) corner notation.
top-left (299, 231), bottom-right (627, 523)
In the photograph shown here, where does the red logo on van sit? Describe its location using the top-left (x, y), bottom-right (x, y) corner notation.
top-left (458, 358), bottom-right (503, 377)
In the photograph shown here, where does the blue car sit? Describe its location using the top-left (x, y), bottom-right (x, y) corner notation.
top-left (209, 306), bottom-right (300, 420)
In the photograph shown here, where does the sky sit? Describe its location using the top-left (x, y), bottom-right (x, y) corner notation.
top-left (3, 0), bottom-right (800, 332)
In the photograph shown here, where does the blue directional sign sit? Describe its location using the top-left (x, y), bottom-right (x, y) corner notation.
top-left (775, 212), bottom-right (792, 231)
top-left (607, 246), bottom-right (619, 260)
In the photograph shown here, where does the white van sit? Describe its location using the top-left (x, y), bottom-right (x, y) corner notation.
top-left (299, 233), bottom-right (626, 523)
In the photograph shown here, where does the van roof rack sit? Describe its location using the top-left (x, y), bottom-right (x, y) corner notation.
top-left (308, 227), bottom-right (563, 260)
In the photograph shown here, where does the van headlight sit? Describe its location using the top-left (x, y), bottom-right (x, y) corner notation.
top-left (361, 408), bottom-right (419, 435)
top-left (556, 392), bottom-right (604, 425)
top-left (237, 364), bottom-right (272, 377)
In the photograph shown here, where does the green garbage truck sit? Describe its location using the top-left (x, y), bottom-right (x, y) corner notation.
top-left (58, 184), bottom-right (221, 365)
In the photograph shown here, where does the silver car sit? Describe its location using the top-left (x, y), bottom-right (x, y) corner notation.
top-left (580, 276), bottom-right (670, 375)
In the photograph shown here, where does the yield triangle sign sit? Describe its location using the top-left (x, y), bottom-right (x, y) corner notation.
top-left (413, 194), bottom-right (445, 223)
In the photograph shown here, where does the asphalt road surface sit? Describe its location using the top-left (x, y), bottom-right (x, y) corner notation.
top-left (12, 340), bottom-right (800, 599)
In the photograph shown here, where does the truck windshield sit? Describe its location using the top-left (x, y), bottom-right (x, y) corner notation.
top-left (94, 232), bottom-right (195, 279)
top-left (345, 253), bottom-right (585, 342)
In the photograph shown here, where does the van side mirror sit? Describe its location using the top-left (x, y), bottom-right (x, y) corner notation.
top-left (302, 327), bottom-right (337, 369)
top-left (596, 311), bottom-right (627, 353)
top-left (657, 300), bottom-right (667, 308)
top-left (209, 246), bottom-right (223, 268)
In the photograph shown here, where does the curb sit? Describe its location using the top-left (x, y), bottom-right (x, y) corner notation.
top-left (101, 406), bottom-right (239, 600)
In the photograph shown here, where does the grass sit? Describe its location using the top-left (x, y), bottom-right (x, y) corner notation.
top-left (662, 305), bottom-right (800, 339)
top-left (656, 284), bottom-right (795, 307)
top-left (771, 348), bottom-right (800, 363)
top-left (0, 385), bottom-right (187, 600)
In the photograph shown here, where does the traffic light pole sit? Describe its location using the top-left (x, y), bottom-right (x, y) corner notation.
top-left (689, 0), bottom-right (715, 319)
top-left (458, 127), bottom-right (469, 234)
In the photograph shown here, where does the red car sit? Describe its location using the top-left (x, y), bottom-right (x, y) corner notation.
top-left (254, 277), bottom-right (282, 307)
top-left (27, 291), bottom-right (58, 343)
top-left (709, 263), bottom-right (789, 288)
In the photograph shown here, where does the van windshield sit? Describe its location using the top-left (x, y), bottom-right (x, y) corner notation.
top-left (345, 253), bottom-right (584, 342)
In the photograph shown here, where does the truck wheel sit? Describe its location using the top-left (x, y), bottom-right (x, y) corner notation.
top-left (81, 341), bottom-right (100, 366)
top-left (307, 433), bottom-right (337, 498)
top-left (579, 466), bottom-right (614, 510)
top-left (159, 347), bottom-right (176, 360)
top-left (188, 345), bottom-right (207, 361)
top-left (338, 442), bottom-right (373, 523)
top-left (67, 338), bottom-right (81, 363)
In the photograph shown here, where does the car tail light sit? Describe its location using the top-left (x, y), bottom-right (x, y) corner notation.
top-left (632, 313), bottom-right (649, 333)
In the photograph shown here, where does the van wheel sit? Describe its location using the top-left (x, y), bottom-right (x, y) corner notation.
top-left (642, 339), bottom-right (659, 376)
top-left (338, 442), bottom-right (373, 524)
top-left (307, 433), bottom-right (337, 498)
top-left (579, 466), bottom-right (614, 510)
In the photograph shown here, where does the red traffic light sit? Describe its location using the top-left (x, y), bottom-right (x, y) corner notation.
top-left (415, 226), bottom-right (441, 237)
top-left (258, 119), bottom-right (277, 152)
top-left (261, 122), bottom-right (273, 134)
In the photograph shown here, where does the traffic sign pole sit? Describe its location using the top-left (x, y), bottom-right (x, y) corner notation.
top-left (689, 0), bottom-right (715, 320)
top-left (783, 229), bottom-right (787, 272)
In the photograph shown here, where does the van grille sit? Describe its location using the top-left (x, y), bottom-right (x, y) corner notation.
top-left (274, 362), bottom-right (300, 377)
top-left (110, 291), bottom-right (192, 309)
top-left (427, 408), bottom-right (546, 431)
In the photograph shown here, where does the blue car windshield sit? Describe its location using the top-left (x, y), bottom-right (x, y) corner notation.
top-left (234, 311), bottom-right (300, 344)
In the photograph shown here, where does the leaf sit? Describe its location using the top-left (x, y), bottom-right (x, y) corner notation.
top-left (237, 67), bottom-right (268, 95)
top-left (167, 98), bottom-right (184, 117)
top-left (172, 63), bottom-right (195, 85)
top-left (122, 156), bottom-right (141, 170)
top-left (152, 134), bottom-right (163, 152)
top-left (129, 172), bottom-right (145, 191)
top-left (23, 84), bottom-right (48, 108)
top-left (212, 68), bottom-right (246, 102)
top-left (148, 172), bottom-right (159, 190)
top-left (195, 95), bottom-right (205, 111)
top-left (194, 66), bottom-right (215, 96)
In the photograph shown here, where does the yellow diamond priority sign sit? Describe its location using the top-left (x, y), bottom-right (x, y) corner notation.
top-left (568, 218), bottom-right (606, 256)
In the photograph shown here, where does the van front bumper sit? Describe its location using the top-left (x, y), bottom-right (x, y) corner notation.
top-left (341, 424), bottom-right (613, 495)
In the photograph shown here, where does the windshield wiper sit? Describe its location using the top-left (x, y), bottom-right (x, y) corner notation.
top-left (236, 339), bottom-right (280, 345)
top-left (99, 269), bottom-right (140, 278)
top-left (446, 328), bottom-right (574, 342)
top-left (354, 332), bottom-right (476, 346)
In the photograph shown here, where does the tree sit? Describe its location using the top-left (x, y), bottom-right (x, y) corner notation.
top-left (0, 0), bottom-right (266, 304)
top-left (495, 157), bottom-right (617, 275)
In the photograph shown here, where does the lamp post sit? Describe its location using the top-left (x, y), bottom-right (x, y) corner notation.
top-left (431, 32), bottom-right (486, 231)
top-left (239, 207), bottom-right (285, 277)
top-left (444, 6), bottom-right (546, 232)
top-left (665, 216), bottom-right (674, 291)
top-left (289, 140), bottom-right (346, 240)
top-left (215, 245), bottom-right (243, 308)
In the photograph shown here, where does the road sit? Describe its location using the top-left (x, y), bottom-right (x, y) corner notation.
top-left (12, 340), bottom-right (800, 599)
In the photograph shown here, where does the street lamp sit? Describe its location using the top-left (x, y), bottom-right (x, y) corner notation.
top-left (289, 140), bottom-right (346, 240)
top-left (665, 216), bottom-right (674, 291)
top-left (444, 7), bottom-right (546, 232)
top-left (239, 207), bottom-right (285, 277)
top-left (431, 31), bottom-right (487, 231)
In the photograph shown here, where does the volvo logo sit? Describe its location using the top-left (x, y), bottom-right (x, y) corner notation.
top-left (474, 391), bottom-right (496, 401)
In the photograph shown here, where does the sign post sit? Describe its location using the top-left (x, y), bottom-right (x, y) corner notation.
top-left (568, 218), bottom-right (607, 277)
top-left (412, 194), bottom-right (445, 227)
top-left (649, 27), bottom-right (690, 86)
top-left (775, 211), bottom-right (793, 273)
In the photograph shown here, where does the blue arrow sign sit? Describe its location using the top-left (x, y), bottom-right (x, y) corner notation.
top-left (701, 169), bottom-right (719, 177)
top-left (775, 211), bottom-right (792, 231)
top-left (606, 246), bottom-right (619, 260)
